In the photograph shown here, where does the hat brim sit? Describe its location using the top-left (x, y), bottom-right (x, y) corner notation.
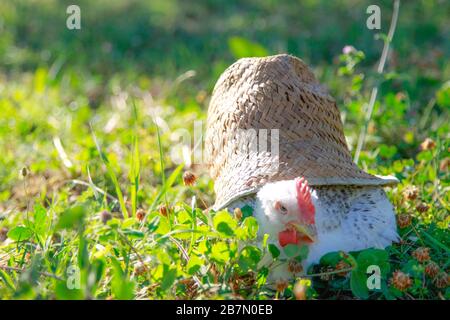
top-left (212, 174), bottom-right (398, 211)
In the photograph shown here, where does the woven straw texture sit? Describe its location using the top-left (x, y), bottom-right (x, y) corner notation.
top-left (205, 54), bottom-right (398, 210)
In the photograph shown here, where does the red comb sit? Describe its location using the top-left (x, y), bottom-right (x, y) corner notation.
top-left (295, 177), bottom-right (315, 224)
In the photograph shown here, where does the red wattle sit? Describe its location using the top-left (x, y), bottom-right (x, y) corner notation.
top-left (278, 229), bottom-right (299, 247)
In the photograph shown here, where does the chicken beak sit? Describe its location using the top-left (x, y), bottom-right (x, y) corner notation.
top-left (289, 221), bottom-right (318, 243)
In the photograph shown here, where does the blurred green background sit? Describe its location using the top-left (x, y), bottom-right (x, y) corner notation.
top-left (1, 0), bottom-right (448, 89)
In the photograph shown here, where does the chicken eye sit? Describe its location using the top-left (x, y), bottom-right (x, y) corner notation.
top-left (274, 201), bottom-right (288, 215)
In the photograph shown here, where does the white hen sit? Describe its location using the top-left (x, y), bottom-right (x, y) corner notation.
top-left (229, 177), bottom-right (399, 282)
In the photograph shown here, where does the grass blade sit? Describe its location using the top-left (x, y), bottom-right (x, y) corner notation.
top-left (155, 121), bottom-right (167, 204)
top-left (130, 99), bottom-right (141, 218)
top-left (129, 136), bottom-right (140, 218)
top-left (90, 124), bottom-right (129, 218)
top-left (149, 164), bottom-right (184, 212)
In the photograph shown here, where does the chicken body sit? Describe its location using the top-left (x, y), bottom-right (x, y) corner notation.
top-left (228, 180), bottom-right (399, 282)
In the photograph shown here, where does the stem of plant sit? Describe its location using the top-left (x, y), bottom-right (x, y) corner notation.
top-left (354, 0), bottom-right (400, 164)
top-left (117, 231), bottom-right (148, 273)
top-left (305, 267), bottom-right (354, 278)
top-left (0, 265), bottom-right (63, 281)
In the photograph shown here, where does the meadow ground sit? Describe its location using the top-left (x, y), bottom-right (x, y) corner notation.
top-left (0, 0), bottom-right (448, 299)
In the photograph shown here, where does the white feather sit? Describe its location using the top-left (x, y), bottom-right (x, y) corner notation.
top-left (305, 186), bottom-right (399, 266)
top-left (228, 180), bottom-right (399, 282)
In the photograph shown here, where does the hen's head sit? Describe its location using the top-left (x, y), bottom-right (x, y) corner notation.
top-left (256, 177), bottom-right (317, 247)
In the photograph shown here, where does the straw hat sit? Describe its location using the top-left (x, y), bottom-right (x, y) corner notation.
top-left (205, 54), bottom-right (398, 210)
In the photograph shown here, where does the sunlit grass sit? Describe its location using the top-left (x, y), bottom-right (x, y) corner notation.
top-left (0, 0), bottom-right (448, 300)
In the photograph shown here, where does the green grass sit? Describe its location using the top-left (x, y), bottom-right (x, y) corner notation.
top-left (0, 0), bottom-right (448, 299)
